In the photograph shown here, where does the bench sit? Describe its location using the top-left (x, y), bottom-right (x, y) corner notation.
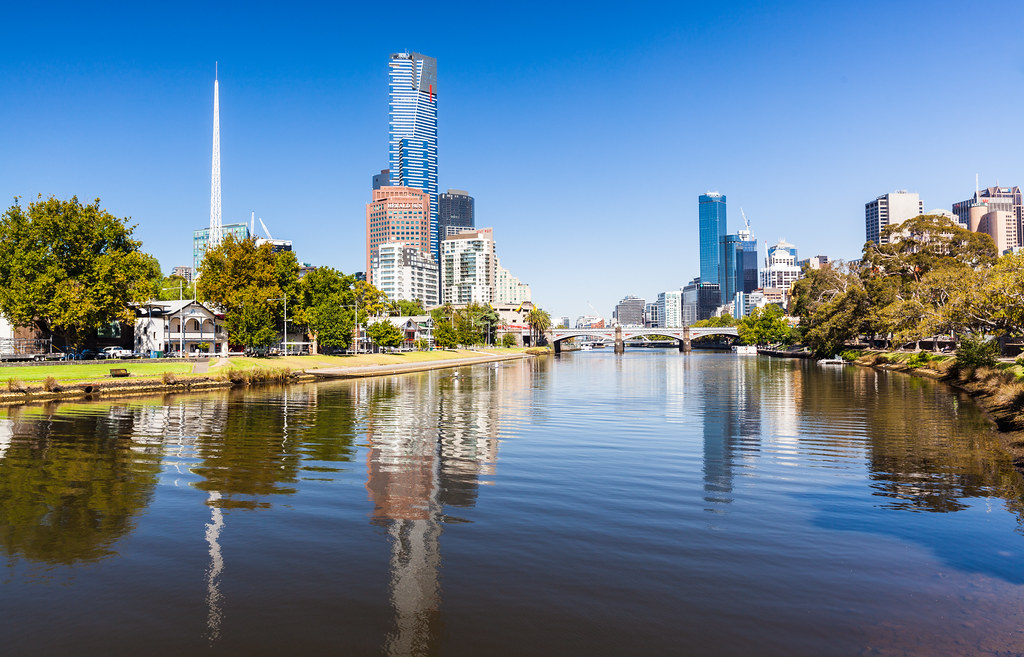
top-left (109, 368), bottom-right (129, 378)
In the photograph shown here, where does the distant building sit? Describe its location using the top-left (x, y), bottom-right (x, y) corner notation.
top-left (762, 240), bottom-right (802, 290)
top-left (576, 315), bottom-right (605, 329)
top-left (372, 169), bottom-right (391, 190)
top-left (365, 186), bottom-right (433, 285)
top-left (699, 192), bottom-right (727, 305)
top-left (494, 262), bottom-right (531, 304)
top-left (976, 210), bottom-right (1018, 254)
top-left (438, 189), bottom-right (475, 241)
top-left (171, 266), bottom-right (193, 282)
top-left (556, 316), bottom-right (571, 329)
top-left (370, 242), bottom-right (439, 307)
top-left (644, 302), bottom-right (661, 328)
top-left (298, 263), bottom-right (317, 278)
top-left (135, 300), bottom-right (227, 357)
top-left (193, 222), bottom-right (249, 273)
top-left (953, 185), bottom-right (1022, 232)
top-left (682, 278), bottom-right (719, 324)
top-left (797, 255), bottom-right (830, 270)
top-left (865, 190), bottom-right (923, 246)
top-left (255, 238), bottom-right (293, 254)
top-left (440, 228), bottom-right (496, 305)
top-left (613, 295), bottom-right (646, 327)
top-left (657, 290), bottom-right (683, 328)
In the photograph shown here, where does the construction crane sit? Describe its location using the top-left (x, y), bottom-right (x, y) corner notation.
top-left (741, 207), bottom-right (750, 233)
top-left (259, 217), bottom-right (274, 240)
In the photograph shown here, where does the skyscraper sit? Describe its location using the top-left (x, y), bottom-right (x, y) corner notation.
top-left (699, 193), bottom-right (727, 304)
top-left (365, 186), bottom-right (431, 283)
top-left (438, 189), bottom-right (474, 239)
top-left (209, 66), bottom-right (222, 249)
top-left (389, 52), bottom-right (438, 260)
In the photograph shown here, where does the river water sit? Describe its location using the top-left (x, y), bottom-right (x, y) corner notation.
top-left (1, 351), bottom-right (1023, 656)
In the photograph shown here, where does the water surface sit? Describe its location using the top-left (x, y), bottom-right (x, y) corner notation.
top-left (1, 352), bottom-right (1023, 656)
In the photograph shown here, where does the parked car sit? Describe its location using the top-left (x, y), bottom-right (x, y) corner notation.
top-left (78, 349), bottom-right (106, 360)
top-left (102, 347), bottom-right (134, 359)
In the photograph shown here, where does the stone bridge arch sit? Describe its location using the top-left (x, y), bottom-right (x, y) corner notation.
top-left (548, 326), bottom-right (739, 354)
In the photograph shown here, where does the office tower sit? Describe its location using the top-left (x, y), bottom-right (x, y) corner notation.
top-left (365, 186), bottom-right (432, 284)
top-left (645, 302), bottom-right (661, 328)
top-left (613, 295), bottom-right (646, 327)
top-left (171, 266), bottom-right (193, 283)
top-left (953, 185), bottom-right (1022, 242)
top-left (976, 210), bottom-right (1018, 253)
top-left (865, 190), bottom-right (923, 245)
top-left (699, 193), bottom-right (727, 304)
top-left (438, 189), bottom-right (475, 239)
top-left (210, 67), bottom-right (222, 248)
top-left (370, 243), bottom-right (439, 307)
top-left (389, 52), bottom-right (438, 260)
top-left (440, 229), bottom-right (496, 305)
top-left (372, 169), bottom-right (391, 190)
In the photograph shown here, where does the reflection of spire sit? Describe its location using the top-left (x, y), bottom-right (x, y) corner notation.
top-left (204, 490), bottom-right (225, 643)
top-left (0, 418), bottom-right (11, 460)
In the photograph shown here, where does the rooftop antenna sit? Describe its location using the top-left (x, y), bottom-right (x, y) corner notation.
top-left (976, 173), bottom-right (979, 201)
top-left (259, 217), bottom-right (273, 240)
top-left (250, 211), bottom-right (255, 235)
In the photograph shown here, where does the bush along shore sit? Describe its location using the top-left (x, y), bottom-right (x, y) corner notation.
top-left (0, 349), bottom-right (533, 406)
top-left (840, 348), bottom-right (1024, 469)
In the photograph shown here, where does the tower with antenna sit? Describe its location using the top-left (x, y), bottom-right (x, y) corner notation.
top-left (209, 63), bottom-right (222, 248)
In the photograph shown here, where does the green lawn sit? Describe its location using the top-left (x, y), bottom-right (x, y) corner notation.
top-left (0, 361), bottom-right (195, 383)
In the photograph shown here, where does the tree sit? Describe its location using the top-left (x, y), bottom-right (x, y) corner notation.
top-left (525, 307), bottom-right (552, 346)
top-left (298, 267), bottom-right (356, 351)
top-left (0, 195), bottom-right (156, 349)
top-left (693, 315), bottom-right (739, 328)
top-left (366, 320), bottom-right (404, 349)
top-left (431, 306), bottom-right (458, 348)
top-left (390, 299), bottom-right (425, 316)
top-left (197, 235), bottom-right (301, 350)
top-left (791, 263), bottom-right (869, 356)
top-left (738, 304), bottom-right (791, 346)
top-left (501, 332), bottom-right (517, 347)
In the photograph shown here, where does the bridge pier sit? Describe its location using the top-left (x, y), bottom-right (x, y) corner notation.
top-left (553, 340), bottom-right (561, 355)
top-left (614, 325), bottom-right (624, 354)
top-left (681, 327), bottom-right (691, 352)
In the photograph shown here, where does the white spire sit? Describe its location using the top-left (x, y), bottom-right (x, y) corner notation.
top-left (209, 64), bottom-right (222, 247)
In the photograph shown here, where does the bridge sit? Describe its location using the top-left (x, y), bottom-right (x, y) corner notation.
top-left (547, 326), bottom-right (739, 354)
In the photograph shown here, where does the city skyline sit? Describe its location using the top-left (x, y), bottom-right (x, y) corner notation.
top-left (2, 2), bottom-right (1023, 320)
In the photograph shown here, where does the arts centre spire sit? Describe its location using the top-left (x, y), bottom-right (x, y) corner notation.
top-left (209, 63), bottom-right (222, 247)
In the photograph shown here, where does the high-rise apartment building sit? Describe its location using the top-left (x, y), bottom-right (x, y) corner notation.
top-left (389, 52), bottom-right (439, 260)
top-left (370, 242), bottom-right (439, 307)
top-left (438, 189), bottom-right (475, 239)
top-left (699, 193), bottom-right (727, 304)
top-left (494, 262), bottom-right (531, 304)
top-left (365, 186), bottom-right (432, 284)
top-left (976, 210), bottom-right (1018, 254)
top-left (657, 291), bottom-right (683, 328)
top-left (865, 190), bottom-right (923, 245)
top-left (440, 228), bottom-right (496, 305)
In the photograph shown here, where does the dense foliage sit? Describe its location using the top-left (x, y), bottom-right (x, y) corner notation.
top-left (737, 304), bottom-right (791, 346)
top-left (366, 320), bottom-right (404, 349)
top-left (0, 196), bottom-right (156, 349)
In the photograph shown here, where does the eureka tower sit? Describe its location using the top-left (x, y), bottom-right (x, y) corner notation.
top-left (388, 52), bottom-right (439, 261)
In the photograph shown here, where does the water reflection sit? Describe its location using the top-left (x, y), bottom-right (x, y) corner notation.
top-left (699, 357), bottom-right (761, 511)
top-left (0, 403), bottom-right (161, 566)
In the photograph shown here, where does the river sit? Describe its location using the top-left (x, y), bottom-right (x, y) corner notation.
top-left (0, 351), bottom-right (1022, 656)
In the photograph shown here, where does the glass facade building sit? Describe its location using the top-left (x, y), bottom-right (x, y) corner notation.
top-left (388, 52), bottom-right (439, 262)
top-left (699, 193), bottom-right (727, 305)
top-left (438, 189), bottom-right (475, 238)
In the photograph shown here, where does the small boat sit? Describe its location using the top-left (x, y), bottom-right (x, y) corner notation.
top-left (817, 356), bottom-right (846, 365)
top-left (732, 345), bottom-right (757, 355)
top-left (580, 344), bottom-right (593, 351)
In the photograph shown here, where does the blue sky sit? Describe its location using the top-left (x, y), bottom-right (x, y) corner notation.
top-left (2, 1), bottom-right (1023, 320)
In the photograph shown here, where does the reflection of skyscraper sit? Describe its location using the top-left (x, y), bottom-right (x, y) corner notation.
top-left (700, 358), bottom-right (761, 510)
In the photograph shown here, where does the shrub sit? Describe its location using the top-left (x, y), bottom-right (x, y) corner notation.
top-left (906, 353), bottom-right (928, 369)
top-left (839, 350), bottom-right (860, 362)
top-left (161, 371), bottom-right (177, 385)
top-left (6, 378), bottom-right (26, 393)
top-left (42, 376), bottom-right (60, 392)
top-left (955, 334), bottom-right (999, 369)
top-left (502, 333), bottom-right (517, 348)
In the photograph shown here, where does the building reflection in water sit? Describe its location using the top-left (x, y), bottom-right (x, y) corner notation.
top-left (359, 361), bottom-right (530, 656)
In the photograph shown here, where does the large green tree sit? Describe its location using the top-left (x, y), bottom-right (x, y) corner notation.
top-left (738, 304), bottom-right (791, 346)
top-left (298, 267), bottom-right (358, 351)
top-left (366, 320), bottom-right (404, 349)
top-left (525, 307), bottom-right (552, 346)
top-left (791, 262), bottom-right (869, 356)
top-left (197, 235), bottom-right (300, 348)
top-left (0, 196), bottom-right (156, 349)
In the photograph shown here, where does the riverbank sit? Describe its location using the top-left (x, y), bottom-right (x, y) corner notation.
top-left (0, 348), bottom-right (533, 405)
top-left (842, 350), bottom-right (1024, 469)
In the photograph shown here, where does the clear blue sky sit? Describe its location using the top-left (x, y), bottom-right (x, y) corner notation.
top-left (2, 1), bottom-right (1022, 321)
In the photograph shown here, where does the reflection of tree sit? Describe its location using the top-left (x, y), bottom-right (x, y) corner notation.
top-left (803, 366), bottom-right (1024, 518)
top-left (0, 405), bottom-right (160, 565)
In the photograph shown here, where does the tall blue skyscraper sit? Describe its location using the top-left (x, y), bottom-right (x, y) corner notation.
top-left (699, 192), bottom-right (727, 303)
top-left (388, 52), bottom-right (439, 261)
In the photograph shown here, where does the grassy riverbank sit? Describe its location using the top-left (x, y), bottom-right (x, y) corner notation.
top-left (0, 348), bottom-right (530, 402)
top-left (843, 349), bottom-right (1024, 468)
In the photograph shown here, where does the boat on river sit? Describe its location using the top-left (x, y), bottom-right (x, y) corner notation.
top-left (732, 345), bottom-right (757, 355)
top-left (817, 355), bottom-right (846, 365)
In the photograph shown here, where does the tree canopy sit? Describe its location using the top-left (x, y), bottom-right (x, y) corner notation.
top-left (0, 195), bottom-right (156, 349)
top-left (738, 304), bottom-right (791, 346)
top-left (366, 320), bottom-right (404, 349)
